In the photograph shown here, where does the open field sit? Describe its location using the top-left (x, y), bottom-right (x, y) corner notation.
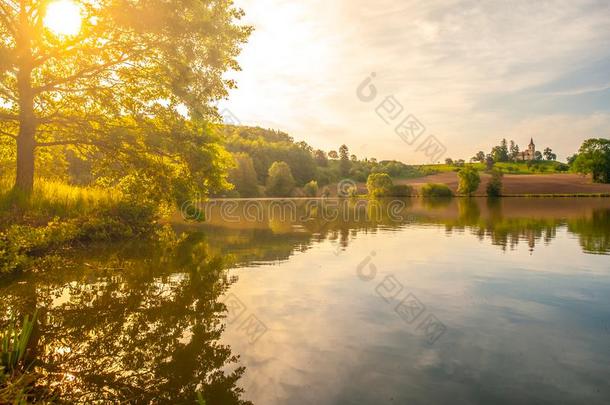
top-left (397, 172), bottom-right (610, 196)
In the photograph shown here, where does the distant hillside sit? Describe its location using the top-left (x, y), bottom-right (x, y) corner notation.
top-left (220, 125), bottom-right (426, 197)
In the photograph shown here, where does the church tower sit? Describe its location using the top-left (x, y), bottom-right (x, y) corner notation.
top-left (528, 138), bottom-right (535, 160)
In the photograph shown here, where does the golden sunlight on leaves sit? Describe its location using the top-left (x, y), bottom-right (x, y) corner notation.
top-left (43, 0), bottom-right (83, 37)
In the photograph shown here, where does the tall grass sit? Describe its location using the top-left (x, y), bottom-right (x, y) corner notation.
top-left (1, 178), bottom-right (158, 276)
top-left (1, 177), bottom-right (122, 222)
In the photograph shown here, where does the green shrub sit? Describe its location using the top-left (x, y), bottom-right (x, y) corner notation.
top-left (418, 166), bottom-right (440, 176)
top-left (0, 202), bottom-right (157, 275)
top-left (303, 180), bottom-right (318, 197)
top-left (555, 163), bottom-right (570, 172)
top-left (421, 183), bottom-right (453, 198)
top-left (457, 166), bottom-right (481, 196)
top-left (388, 184), bottom-right (414, 197)
top-left (367, 173), bottom-right (393, 197)
top-left (487, 170), bottom-right (503, 197)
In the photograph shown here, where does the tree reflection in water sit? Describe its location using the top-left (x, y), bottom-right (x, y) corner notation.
top-left (1, 198), bottom-right (609, 403)
top-left (568, 209), bottom-right (610, 254)
top-left (0, 232), bottom-right (252, 404)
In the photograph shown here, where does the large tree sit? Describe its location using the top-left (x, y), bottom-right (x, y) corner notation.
top-left (228, 152), bottom-right (258, 197)
top-left (265, 161), bottom-right (295, 197)
top-left (0, 0), bottom-right (250, 195)
top-left (573, 138), bottom-right (610, 183)
top-left (491, 139), bottom-right (509, 163)
top-left (338, 144), bottom-right (350, 177)
top-left (543, 147), bottom-right (557, 161)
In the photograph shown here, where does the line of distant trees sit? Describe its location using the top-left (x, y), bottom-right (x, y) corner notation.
top-left (225, 132), bottom-right (610, 197)
top-left (469, 139), bottom-right (556, 165)
top-left (221, 126), bottom-right (424, 197)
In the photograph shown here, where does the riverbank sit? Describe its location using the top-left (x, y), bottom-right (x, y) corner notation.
top-left (0, 180), bottom-right (160, 277)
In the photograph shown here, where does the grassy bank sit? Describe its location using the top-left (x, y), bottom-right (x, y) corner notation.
top-left (1, 178), bottom-right (159, 277)
top-left (0, 178), bottom-right (122, 226)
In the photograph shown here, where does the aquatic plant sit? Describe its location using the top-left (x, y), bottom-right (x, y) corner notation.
top-left (1, 311), bottom-right (37, 373)
top-left (0, 311), bottom-right (38, 404)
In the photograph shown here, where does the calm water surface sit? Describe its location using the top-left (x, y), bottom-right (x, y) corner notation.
top-left (2, 198), bottom-right (610, 404)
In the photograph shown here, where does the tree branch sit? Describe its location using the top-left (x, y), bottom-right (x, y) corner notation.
top-left (36, 139), bottom-right (99, 147)
top-left (0, 129), bottom-right (17, 140)
top-left (0, 112), bottom-right (19, 121)
top-left (32, 40), bottom-right (81, 68)
top-left (0, 82), bottom-right (17, 102)
top-left (33, 54), bottom-right (131, 94)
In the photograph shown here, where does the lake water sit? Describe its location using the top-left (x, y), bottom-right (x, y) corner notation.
top-left (2, 198), bottom-right (610, 404)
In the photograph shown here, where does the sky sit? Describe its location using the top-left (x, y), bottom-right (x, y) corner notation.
top-left (223, 0), bottom-right (610, 163)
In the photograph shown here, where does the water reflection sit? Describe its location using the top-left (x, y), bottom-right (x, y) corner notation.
top-left (183, 197), bottom-right (610, 257)
top-left (1, 198), bottom-right (609, 403)
top-left (568, 209), bottom-right (610, 254)
top-left (1, 234), bottom-right (252, 404)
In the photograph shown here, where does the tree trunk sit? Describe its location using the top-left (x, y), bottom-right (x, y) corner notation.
top-left (13, 3), bottom-right (36, 194)
top-left (15, 89), bottom-right (35, 193)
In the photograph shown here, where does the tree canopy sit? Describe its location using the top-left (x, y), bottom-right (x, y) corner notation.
top-left (0, 0), bottom-right (251, 200)
top-left (228, 152), bottom-right (259, 198)
top-left (573, 138), bottom-right (610, 183)
top-left (366, 173), bottom-right (392, 198)
top-left (265, 161), bottom-right (295, 197)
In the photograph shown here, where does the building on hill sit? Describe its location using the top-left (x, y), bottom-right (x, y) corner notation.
top-left (516, 138), bottom-right (536, 161)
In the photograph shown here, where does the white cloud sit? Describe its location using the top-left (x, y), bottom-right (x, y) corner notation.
top-left (228, 0), bottom-right (610, 162)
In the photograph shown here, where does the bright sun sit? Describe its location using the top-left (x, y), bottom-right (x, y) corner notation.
top-left (44, 0), bottom-right (83, 36)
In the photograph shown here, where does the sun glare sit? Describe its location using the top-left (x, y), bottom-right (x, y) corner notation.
top-left (44, 0), bottom-right (83, 37)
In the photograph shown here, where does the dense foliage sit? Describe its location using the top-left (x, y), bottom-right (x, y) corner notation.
top-left (228, 153), bottom-right (260, 198)
top-left (457, 166), bottom-right (481, 196)
top-left (223, 126), bottom-right (316, 188)
top-left (572, 138), bottom-right (610, 183)
top-left (1, 200), bottom-right (157, 275)
top-left (218, 126), bottom-right (428, 197)
top-left (366, 173), bottom-right (414, 197)
top-left (265, 161), bottom-right (295, 197)
top-left (421, 183), bottom-right (453, 198)
top-left (366, 173), bottom-right (393, 198)
top-left (487, 169), bottom-right (503, 197)
top-left (0, 0), bottom-right (250, 203)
